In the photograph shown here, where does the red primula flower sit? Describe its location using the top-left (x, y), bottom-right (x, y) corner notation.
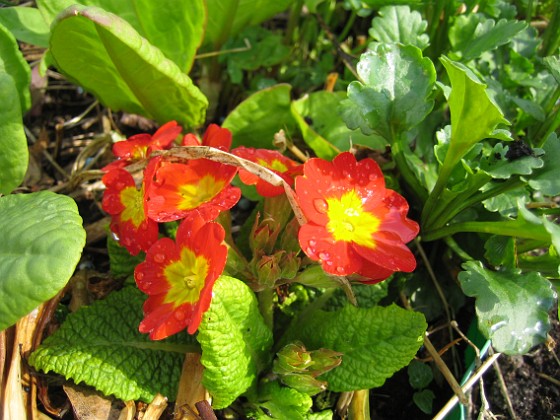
top-left (146, 157), bottom-right (241, 223)
top-left (295, 152), bottom-right (419, 283)
top-left (102, 168), bottom-right (159, 256)
top-left (232, 146), bottom-right (302, 197)
top-left (134, 215), bottom-right (227, 339)
top-left (182, 123), bottom-right (232, 151)
top-left (103, 121), bottom-right (182, 171)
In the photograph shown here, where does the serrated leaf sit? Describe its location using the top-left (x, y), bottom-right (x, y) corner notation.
top-left (458, 261), bottom-right (556, 355)
top-left (527, 133), bottom-right (560, 195)
top-left (440, 56), bottom-right (509, 169)
top-left (479, 143), bottom-right (543, 179)
top-left (49, 5), bottom-right (208, 128)
top-left (449, 14), bottom-right (527, 61)
top-left (481, 185), bottom-right (529, 217)
top-left (0, 191), bottom-right (85, 331)
top-left (287, 304), bottom-right (426, 391)
top-left (325, 282), bottom-right (388, 311)
top-left (0, 73), bottom-right (28, 195)
top-left (248, 381), bottom-right (313, 420)
top-left (197, 276), bottom-right (273, 409)
top-left (223, 84), bottom-right (297, 149)
top-left (0, 6), bottom-right (49, 47)
top-left (340, 44), bottom-right (436, 142)
top-left (0, 23), bottom-right (31, 113)
top-left (369, 5), bottom-right (429, 50)
top-left (37, 0), bottom-right (205, 71)
top-left (29, 287), bottom-right (197, 401)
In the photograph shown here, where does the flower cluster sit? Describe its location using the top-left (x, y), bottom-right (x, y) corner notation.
top-left (102, 122), bottom-right (419, 339)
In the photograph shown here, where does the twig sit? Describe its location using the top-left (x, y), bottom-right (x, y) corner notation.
top-left (537, 372), bottom-right (560, 387)
top-left (433, 352), bottom-right (502, 420)
top-left (492, 355), bottom-right (518, 420)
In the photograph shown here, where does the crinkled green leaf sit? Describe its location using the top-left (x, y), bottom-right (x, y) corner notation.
top-left (340, 44), bottom-right (436, 142)
top-left (287, 304), bottom-right (426, 391)
top-left (449, 14), bottom-right (527, 61)
top-left (325, 282), bottom-right (388, 311)
top-left (458, 261), bottom-right (556, 355)
top-left (0, 73), bottom-right (28, 195)
top-left (0, 23), bottom-right (31, 113)
top-left (198, 276), bottom-right (273, 409)
top-left (0, 6), bottom-right (49, 47)
top-left (248, 381), bottom-right (313, 420)
top-left (440, 56), bottom-right (509, 168)
top-left (224, 84), bottom-right (297, 149)
top-left (479, 143), bottom-right (543, 179)
top-left (38, 0), bottom-right (205, 71)
top-left (527, 133), bottom-right (560, 195)
top-left (0, 191), bottom-right (85, 331)
top-left (292, 91), bottom-right (387, 159)
top-left (369, 5), bottom-right (429, 50)
top-left (107, 235), bottom-right (145, 278)
top-left (29, 287), bottom-right (196, 402)
top-left (204, 0), bottom-right (295, 48)
top-left (49, 5), bottom-right (207, 128)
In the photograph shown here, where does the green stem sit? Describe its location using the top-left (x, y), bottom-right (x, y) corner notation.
top-left (392, 138), bottom-right (428, 203)
top-left (420, 158), bottom-right (456, 228)
top-left (284, 0), bottom-right (304, 45)
top-left (422, 220), bottom-right (550, 242)
top-left (337, 10), bottom-right (357, 42)
top-left (258, 288), bottom-right (275, 332)
top-left (540, 1), bottom-right (560, 57)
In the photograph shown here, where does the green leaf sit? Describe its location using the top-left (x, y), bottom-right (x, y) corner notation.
top-left (29, 287), bottom-right (197, 402)
top-left (458, 261), bottom-right (556, 355)
top-left (204, 0), bottom-right (295, 48)
top-left (0, 73), bottom-right (28, 195)
top-left (479, 143), bottom-right (544, 179)
top-left (223, 84), bottom-right (297, 149)
top-left (481, 185), bottom-right (529, 217)
top-left (0, 6), bottom-right (49, 47)
top-left (340, 44), bottom-right (436, 142)
top-left (413, 389), bottom-right (435, 414)
top-left (0, 23), bottom-right (31, 113)
top-left (368, 5), bottom-right (429, 50)
top-left (484, 235), bottom-right (516, 268)
top-left (449, 14), bottom-right (527, 61)
top-left (248, 380), bottom-right (313, 420)
top-left (325, 282), bottom-right (389, 311)
top-left (407, 359), bottom-right (433, 390)
top-left (292, 91), bottom-right (387, 159)
top-left (543, 55), bottom-right (560, 85)
top-left (37, 0), bottom-right (205, 71)
top-left (107, 235), bottom-right (145, 278)
top-left (527, 133), bottom-right (560, 196)
top-left (440, 56), bottom-right (509, 167)
top-left (0, 191), bottom-right (85, 331)
top-left (288, 304), bottom-right (426, 391)
top-left (198, 276), bottom-right (273, 409)
top-left (49, 5), bottom-right (208, 128)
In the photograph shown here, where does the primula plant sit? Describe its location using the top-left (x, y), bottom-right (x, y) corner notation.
top-left (1, 0), bottom-right (560, 419)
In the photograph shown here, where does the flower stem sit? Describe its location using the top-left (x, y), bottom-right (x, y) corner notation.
top-left (422, 220), bottom-right (550, 242)
top-left (258, 288), bottom-right (275, 332)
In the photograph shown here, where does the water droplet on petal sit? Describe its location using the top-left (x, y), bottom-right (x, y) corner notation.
top-left (325, 260), bottom-right (334, 266)
top-left (174, 311), bottom-right (185, 321)
top-left (136, 272), bottom-right (144, 281)
top-left (336, 266), bottom-right (346, 274)
top-left (308, 239), bottom-right (317, 247)
top-left (154, 253), bottom-right (166, 263)
top-left (313, 198), bottom-right (328, 213)
top-left (305, 247), bottom-right (314, 255)
top-left (318, 252), bottom-right (330, 260)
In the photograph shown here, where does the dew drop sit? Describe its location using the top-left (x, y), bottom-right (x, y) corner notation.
top-left (154, 253), bottom-right (166, 263)
top-left (318, 252), bottom-right (330, 260)
top-left (325, 260), bottom-right (334, 266)
top-left (305, 247), bottom-right (314, 255)
top-left (313, 198), bottom-right (328, 213)
top-left (336, 266), bottom-right (346, 274)
top-left (308, 239), bottom-right (317, 247)
top-left (136, 272), bottom-right (144, 281)
top-left (174, 311), bottom-right (185, 321)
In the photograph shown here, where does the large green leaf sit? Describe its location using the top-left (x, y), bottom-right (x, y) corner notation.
top-left (369, 5), bottom-right (429, 50)
top-left (49, 5), bottom-right (208, 128)
top-left (223, 84), bottom-right (297, 149)
top-left (198, 276), bottom-right (273, 409)
top-left (527, 133), bottom-right (560, 196)
top-left (449, 14), bottom-right (527, 61)
top-left (0, 23), bottom-right (31, 113)
top-left (29, 287), bottom-right (197, 402)
top-left (0, 191), bottom-right (86, 331)
top-left (0, 73), bottom-right (28, 195)
top-left (0, 6), bottom-right (49, 47)
top-left (340, 44), bottom-right (436, 142)
top-left (286, 304), bottom-right (426, 391)
top-left (37, 0), bottom-right (205, 71)
top-left (459, 261), bottom-right (556, 355)
top-left (204, 0), bottom-right (295, 49)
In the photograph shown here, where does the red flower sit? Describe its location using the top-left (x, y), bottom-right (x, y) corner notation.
top-left (182, 123), bottom-right (232, 151)
top-left (232, 146), bottom-right (302, 197)
top-left (295, 152), bottom-right (419, 283)
top-left (102, 168), bottom-right (159, 256)
top-left (146, 157), bottom-right (240, 223)
top-left (134, 215), bottom-right (227, 339)
top-left (103, 121), bottom-right (182, 171)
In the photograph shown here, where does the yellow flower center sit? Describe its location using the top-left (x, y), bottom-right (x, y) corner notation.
top-left (120, 185), bottom-right (146, 228)
top-left (178, 175), bottom-right (225, 210)
top-left (326, 190), bottom-right (379, 248)
top-left (258, 158), bottom-right (288, 173)
top-left (164, 248), bottom-right (209, 306)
